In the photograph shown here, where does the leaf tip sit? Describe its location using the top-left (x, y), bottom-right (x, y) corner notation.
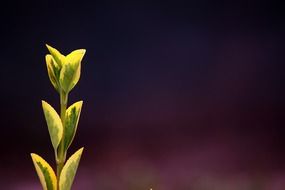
top-left (74, 147), bottom-right (84, 159)
top-left (45, 43), bottom-right (52, 50)
top-left (41, 100), bottom-right (47, 107)
top-left (30, 153), bottom-right (35, 158)
top-left (75, 147), bottom-right (84, 157)
top-left (30, 153), bottom-right (40, 164)
top-left (45, 54), bottom-right (51, 60)
top-left (81, 49), bottom-right (86, 55)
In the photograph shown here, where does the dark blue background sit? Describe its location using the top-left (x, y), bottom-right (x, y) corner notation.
top-left (0, 0), bottom-right (284, 189)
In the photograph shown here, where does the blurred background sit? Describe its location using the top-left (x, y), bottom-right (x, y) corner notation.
top-left (0, 0), bottom-right (285, 189)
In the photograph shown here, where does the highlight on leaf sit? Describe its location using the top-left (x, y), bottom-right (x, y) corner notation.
top-left (46, 44), bottom-right (65, 67)
top-left (45, 55), bottom-right (60, 91)
top-left (66, 49), bottom-right (86, 65)
top-left (59, 49), bottom-right (86, 93)
top-left (59, 148), bottom-right (84, 190)
top-left (42, 100), bottom-right (63, 150)
top-left (63, 101), bottom-right (83, 151)
top-left (31, 153), bottom-right (57, 190)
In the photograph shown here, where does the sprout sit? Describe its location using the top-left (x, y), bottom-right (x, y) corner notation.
top-left (31, 44), bottom-right (86, 190)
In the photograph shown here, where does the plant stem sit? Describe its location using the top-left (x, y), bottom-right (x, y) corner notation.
top-left (56, 90), bottom-right (68, 188)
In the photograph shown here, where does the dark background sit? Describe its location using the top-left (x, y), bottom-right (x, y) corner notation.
top-left (0, 0), bottom-right (285, 189)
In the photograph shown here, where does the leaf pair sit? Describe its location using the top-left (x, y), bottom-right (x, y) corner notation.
top-left (42, 101), bottom-right (83, 152)
top-left (31, 148), bottom-right (84, 190)
top-left (45, 45), bottom-right (86, 93)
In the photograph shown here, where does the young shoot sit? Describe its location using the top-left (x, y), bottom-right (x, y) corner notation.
top-left (31, 44), bottom-right (86, 190)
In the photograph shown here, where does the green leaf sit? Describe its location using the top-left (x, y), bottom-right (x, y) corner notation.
top-left (46, 44), bottom-right (65, 67)
top-left (31, 153), bottom-right (57, 190)
top-left (66, 49), bottom-right (86, 65)
top-left (64, 101), bottom-right (83, 151)
top-left (59, 148), bottom-right (84, 190)
top-left (42, 100), bottom-right (63, 150)
top-left (59, 49), bottom-right (86, 93)
top-left (45, 55), bottom-right (60, 92)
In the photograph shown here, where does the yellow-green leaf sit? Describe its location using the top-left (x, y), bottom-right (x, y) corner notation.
top-left (64, 101), bottom-right (83, 151)
top-left (45, 55), bottom-right (60, 92)
top-left (31, 153), bottom-right (57, 190)
top-left (59, 148), bottom-right (84, 190)
top-left (46, 44), bottom-right (65, 67)
top-left (42, 100), bottom-right (63, 149)
top-left (66, 49), bottom-right (86, 66)
top-left (59, 49), bottom-right (86, 93)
